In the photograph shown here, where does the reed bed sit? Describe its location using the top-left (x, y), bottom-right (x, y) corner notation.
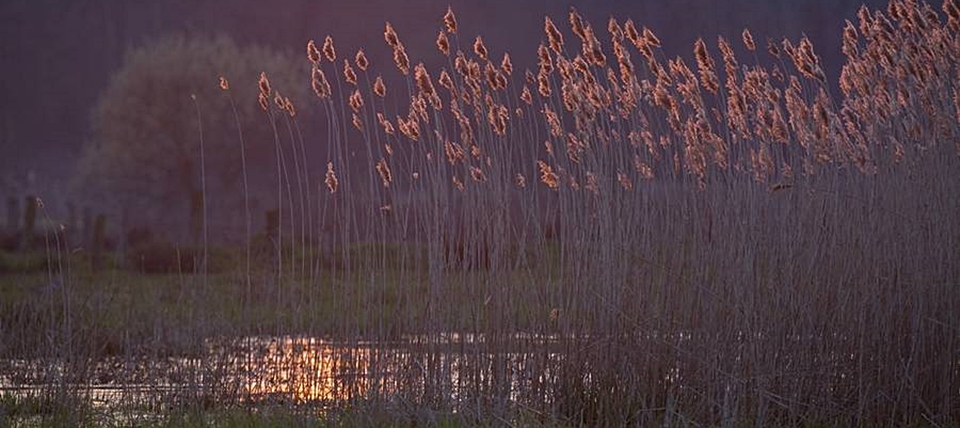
top-left (1, 0), bottom-right (958, 426)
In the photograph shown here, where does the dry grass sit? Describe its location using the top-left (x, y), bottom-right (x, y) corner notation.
top-left (2, 0), bottom-right (958, 426)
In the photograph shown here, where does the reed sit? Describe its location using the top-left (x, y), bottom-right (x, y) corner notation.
top-left (1, 0), bottom-right (958, 426)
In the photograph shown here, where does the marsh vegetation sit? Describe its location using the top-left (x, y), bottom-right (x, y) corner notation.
top-left (1, 0), bottom-right (959, 426)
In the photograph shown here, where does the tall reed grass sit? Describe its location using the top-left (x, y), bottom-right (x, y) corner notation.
top-left (1, 0), bottom-right (958, 426)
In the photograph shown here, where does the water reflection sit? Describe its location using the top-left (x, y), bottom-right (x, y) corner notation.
top-left (223, 335), bottom-right (561, 405)
top-left (0, 334), bottom-right (563, 411)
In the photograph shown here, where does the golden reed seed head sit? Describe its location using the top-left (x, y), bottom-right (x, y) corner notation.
top-left (474, 36), bottom-right (488, 61)
top-left (352, 113), bottom-right (364, 132)
top-left (325, 162), bottom-right (338, 193)
top-left (258, 71), bottom-right (271, 96)
top-left (608, 17), bottom-right (623, 41)
top-left (545, 16), bottom-right (564, 54)
top-left (444, 6), bottom-right (458, 34)
top-left (842, 20), bottom-right (859, 57)
top-left (322, 36), bottom-right (336, 62)
top-left (311, 66), bottom-right (331, 98)
top-left (384, 22), bottom-right (399, 48)
top-left (273, 92), bottom-right (285, 109)
top-left (537, 71), bottom-right (551, 97)
top-left (348, 89), bottom-right (364, 113)
top-left (501, 53), bottom-right (513, 76)
top-left (284, 97), bottom-right (296, 117)
top-left (376, 158), bottom-right (392, 187)
top-left (218, 76), bottom-right (229, 90)
top-left (307, 40), bottom-right (321, 64)
top-left (537, 160), bottom-right (560, 190)
top-left (766, 37), bottom-right (780, 58)
top-left (437, 30), bottom-right (450, 56)
top-left (438, 69), bottom-right (453, 90)
top-left (343, 60), bottom-right (358, 85)
top-left (569, 7), bottom-right (585, 39)
top-left (469, 166), bottom-right (487, 182)
top-left (537, 44), bottom-right (554, 74)
top-left (393, 44), bottom-right (410, 75)
top-left (258, 92), bottom-right (269, 111)
top-left (742, 28), bottom-right (756, 51)
top-left (355, 49), bottom-right (369, 71)
top-left (642, 27), bottom-right (661, 47)
top-left (521, 86), bottom-right (533, 105)
top-left (373, 76), bottom-right (386, 97)
top-left (414, 63), bottom-right (437, 98)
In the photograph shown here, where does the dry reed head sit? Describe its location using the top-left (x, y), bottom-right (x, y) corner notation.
top-left (258, 71), bottom-right (271, 97)
top-left (444, 6), bottom-right (458, 34)
top-left (474, 36), bottom-right (488, 61)
top-left (322, 36), bottom-right (336, 62)
top-left (324, 162), bottom-right (338, 193)
top-left (377, 112), bottom-right (395, 135)
top-left (842, 20), bottom-right (860, 57)
top-left (742, 28), bottom-right (756, 51)
top-left (608, 17), bottom-right (624, 41)
top-left (393, 43), bottom-right (410, 75)
top-left (343, 60), bottom-right (358, 85)
top-left (373, 76), bottom-right (386, 97)
top-left (451, 175), bottom-right (465, 191)
top-left (694, 38), bottom-right (720, 94)
top-left (355, 49), bottom-right (369, 71)
top-left (642, 27), bottom-right (661, 47)
top-left (437, 30), bottom-right (450, 56)
top-left (469, 166), bottom-right (487, 182)
top-left (414, 63), bottom-right (438, 99)
top-left (537, 160), bottom-right (560, 190)
top-left (311, 66), bottom-right (332, 98)
top-left (218, 76), bottom-right (229, 91)
top-left (500, 53), bottom-right (513, 76)
top-left (307, 39), bottom-right (321, 64)
top-left (766, 37), bottom-right (780, 58)
top-left (348, 89), bottom-right (364, 113)
top-left (569, 7), bottom-right (585, 39)
top-left (258, 92), bottom-right (269, 111)
top-left (444, 140), bottom-right (465, 165)
top-left (438, 69), bottom-right (453, 90)
top-left (537, 44), bottom-right (554, 74)
top-left (545, 16), bottom-right (565, 54)
top-left (384, 22), bottom-right (399, 48)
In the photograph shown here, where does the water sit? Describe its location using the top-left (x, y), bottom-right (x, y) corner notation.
top-left (0, 334), bottom-right (565, 416)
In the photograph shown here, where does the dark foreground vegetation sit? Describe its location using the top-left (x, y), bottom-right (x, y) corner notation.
top-left (2, 0), bottom-right (959, 426)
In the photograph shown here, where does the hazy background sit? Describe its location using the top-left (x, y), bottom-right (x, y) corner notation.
top-left (0, 0), bottom-right (886, 220)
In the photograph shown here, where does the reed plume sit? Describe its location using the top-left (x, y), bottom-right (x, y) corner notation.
top-left (444, 6), bottom-right (458, 34)
top-left (373, 76), bottom-right (386, 97)
top-left (324, 162), bottom-right (338, 193)
top-left (437, 30), bottom-right (450, 56)
top-left (474, 36), bottom-right (488, 61)
top-left (355, 49), bottom-right (369, 71)
top-left (322, 35), bottom-right (336, 62)
top-left (307, 39), bottom-right (321, 64)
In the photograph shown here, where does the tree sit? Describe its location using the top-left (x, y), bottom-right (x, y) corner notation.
top-left (75, 35), bottom-right (309, 243)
